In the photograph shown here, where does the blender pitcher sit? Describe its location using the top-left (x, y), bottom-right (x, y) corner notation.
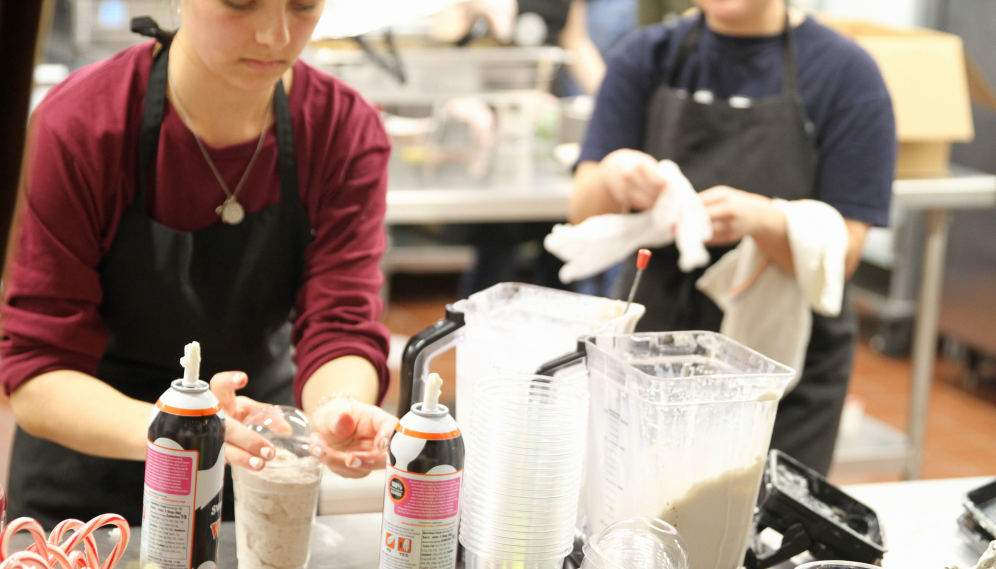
top-left (399, 283), bottom-right (644, 431)
top-left (583, 332), bottom-right (795, 569)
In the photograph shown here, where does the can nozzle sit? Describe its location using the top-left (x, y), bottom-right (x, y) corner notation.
top-left (180, 341), bottom-right (202, 387)
top-left (422, 373), bottom-right (443, 413)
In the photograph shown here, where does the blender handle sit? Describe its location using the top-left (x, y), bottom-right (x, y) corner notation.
top-left (398, 304), bottom-right (466, 417)
top-left (535, 338), bottom-right (589, 376)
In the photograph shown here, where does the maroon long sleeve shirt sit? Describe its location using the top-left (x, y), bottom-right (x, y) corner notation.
top-left (1, 41), bottom-right (391, 405)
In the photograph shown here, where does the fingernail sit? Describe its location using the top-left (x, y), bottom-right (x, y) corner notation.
top-left (348, 457), bottom-right (361, 469)
top-left (260, 447), bottom-right (274, 460)
top-left (249, 457), bottom-right (263, 470)
top-left (365, 459), bottom-right (375, 465)
top-left (378, 438), bottom-right (389, 450)
top-left (310, 445), bottom-right (324, 458)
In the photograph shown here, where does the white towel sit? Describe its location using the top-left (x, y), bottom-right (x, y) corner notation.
top-left (544, 160), bottom-right (713, 283)
top-left (696, 199), bottom-right (848, 390)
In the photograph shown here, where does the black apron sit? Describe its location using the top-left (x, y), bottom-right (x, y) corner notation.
top-left (614, 15), bottom-right (857, 475)
top-left (8, 31), bottom-right (314, 529)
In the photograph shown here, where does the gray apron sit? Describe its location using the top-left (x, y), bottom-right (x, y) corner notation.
top-left (615, 14), bottom-right (857, 475)
top-left (7, 28), bottom-right (313, 528)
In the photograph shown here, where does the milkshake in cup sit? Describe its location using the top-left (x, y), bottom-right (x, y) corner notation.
top-left (233, 406), bottom-right (323, 569)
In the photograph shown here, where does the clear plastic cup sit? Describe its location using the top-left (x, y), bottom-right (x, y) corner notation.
top-left (463, 477), bottom-right (583, 496)
top-left (464, 544), bottom-right (573, 569)
top-left (794, 563), bottom-right (882, 569)
top-left (466, 449), bottom-right (585, 464)
top-left (461, 531), bottom-right (576, 554)
top-left (461, 528), bottom-right (577, 547)
top-left (461, 490), bottom-right (582, 510)
top-left (582, 516), bottom-right (689, 569)
top-left (461, 494), bottom-right (582, 518)
top-left (461, 535), bottom-right (576, 555)
top-left (461, 505), bottom-right (580, 529)
top-left (469, 450), bottom-right (584, 466)
top-left (460, 376), bottom-right (588, 569)
top-left (233, 405), bottom-right (323, 569)
top-left (460, 514), bottom-right (577, 536)
top-left (463, 459), bottom-right (585, 480)
top-left (463, 547), bottom-right (568, 569)
top-left (477, 428), bottom-right (584, 444)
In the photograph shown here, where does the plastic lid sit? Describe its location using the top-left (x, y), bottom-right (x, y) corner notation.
top-left (582, 516), bottom-right (689, 569)
top-left (243, 405), bottom-right (319, 468)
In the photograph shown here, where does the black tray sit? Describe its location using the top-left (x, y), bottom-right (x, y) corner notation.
top-left (747, 450), bottom-right (887, 568)
top-left (961, 478), bottom-right (996, 555)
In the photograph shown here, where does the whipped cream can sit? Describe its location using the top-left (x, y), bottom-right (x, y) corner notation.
top-left (379, 373), bottom-right (464, 569)
top-left (140, 342), bottom-right (225, 569)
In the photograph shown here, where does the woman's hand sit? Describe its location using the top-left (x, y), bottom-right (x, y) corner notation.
top-left (599, 149), bottom-right (668, 211)
top-left (309, 397), bottom-right (399, 478)
top-left (699, 185), bottom-right (781, 246)
top-left (210, 372), bottom-right (276, 472)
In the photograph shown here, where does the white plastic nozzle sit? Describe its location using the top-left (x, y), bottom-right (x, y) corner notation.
top-left (422, 373), bottom-right (443, 413)
top-left (180, 341), bottom-right (202, 387)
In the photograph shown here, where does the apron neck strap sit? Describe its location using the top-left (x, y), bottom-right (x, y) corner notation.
top-left (272, 80), bottom-right (299, 204)
top-left (666, 9), bottom-right (800, 99)
top-left (136, 36), bottom-right (171, 215)
top-left (136, 24), bottom-right (299, 215)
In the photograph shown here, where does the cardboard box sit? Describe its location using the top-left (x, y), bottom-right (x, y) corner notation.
top-left (821, 17), bottom-right (996, 179)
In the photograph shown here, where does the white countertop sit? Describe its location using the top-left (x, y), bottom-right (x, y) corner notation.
top-left (844, 476), bottom-right (992, 568)
top-left (320, 471), bottom-right (995, 568)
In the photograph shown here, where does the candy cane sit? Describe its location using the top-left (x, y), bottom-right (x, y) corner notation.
top-left (48, 519), bottom-right (100, 567)
top-left (0, 519), bottom-right (48, 564)
top-left (48, 520), bottom-right (97, 569)
top-left (0, 515), bottom-right (130, 569)
top-left (1, 550), bottom-right (50, 569)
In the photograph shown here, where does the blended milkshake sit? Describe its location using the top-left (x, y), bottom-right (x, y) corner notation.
top-left (233, 448), bottom-right (323, 569)
top-left (658, 458), bottom-right (766, 569)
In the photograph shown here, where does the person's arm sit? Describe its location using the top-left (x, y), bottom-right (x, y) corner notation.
top-left (301, 355), bottom-right (379, 410)
top-left (700, 36), bottom-right (896, 278)
top-left (10, 369), bottom-right (277, 469)
top-left (291, 97), bottom-right (391, 410)
top-left (11, 370), bottom-right (150, 460)
top-left (1, 107), bottom-right (274, 471)
top-left (570, 28), bottom-right (661, 222)
top-left (698, 186), bottom-right (869, 278)
top-left (559, 0), bottom-right (606, 95)
top-left (570, 149), bottom-right (668, 223)
top-left (302, 356), bottom-right (397, 478)
top-left (292, 96), bottom-right (396, 478)
top-left (1, 109), bottom-right (151, 458)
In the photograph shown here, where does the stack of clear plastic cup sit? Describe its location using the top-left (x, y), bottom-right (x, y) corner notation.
top-left (581, 517), bottom-right (689, 569)
top-left (459, 375), bottom-right (589, 569)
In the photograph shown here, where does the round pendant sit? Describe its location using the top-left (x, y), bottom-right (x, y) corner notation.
top-left (219, 200), bottom-right (245, 225)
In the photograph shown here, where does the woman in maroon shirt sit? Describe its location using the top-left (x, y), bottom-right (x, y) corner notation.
top-left (1, 0), bottom-right (396, 527)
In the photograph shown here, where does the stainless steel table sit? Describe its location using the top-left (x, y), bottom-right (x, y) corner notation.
top-left (891, 169), bottom-right (996, 479)
top-left (384, 166), bottom-right (573, 226)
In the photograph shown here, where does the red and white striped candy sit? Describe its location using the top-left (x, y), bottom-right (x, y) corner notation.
top-left (0, 515), bottom-right (130, 569)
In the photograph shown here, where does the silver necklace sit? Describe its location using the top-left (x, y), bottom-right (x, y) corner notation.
top-left (167, 71), bottom-right (273, 225)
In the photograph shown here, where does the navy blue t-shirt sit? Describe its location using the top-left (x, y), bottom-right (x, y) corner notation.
top-left (579, 15), bottom-right (896, 227)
